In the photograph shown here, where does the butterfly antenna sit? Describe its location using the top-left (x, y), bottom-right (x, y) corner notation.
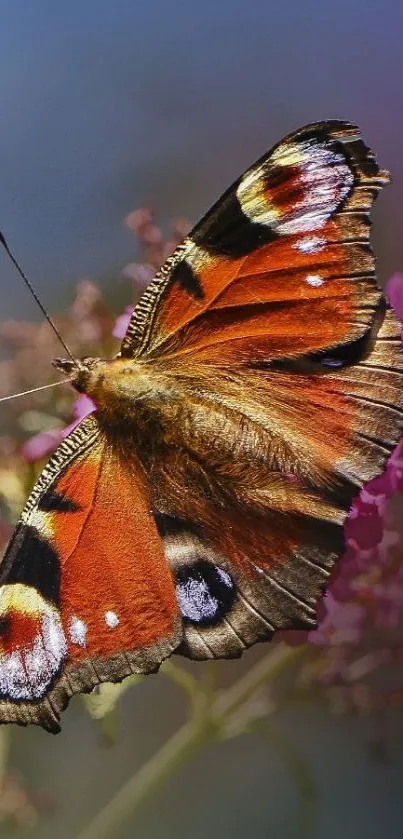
top-left (0, 229), bottom-right (78, 366)
top-left (0, 379), bottom-right (73, 403)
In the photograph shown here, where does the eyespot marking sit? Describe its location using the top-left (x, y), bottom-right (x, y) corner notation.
top-left (175, 560), bottom-right (236, 626)
top-left (0, 583), bottom-right (67, 701)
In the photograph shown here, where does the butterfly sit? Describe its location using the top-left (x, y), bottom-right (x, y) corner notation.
top-left (0, 120), bottom-right (402, 732)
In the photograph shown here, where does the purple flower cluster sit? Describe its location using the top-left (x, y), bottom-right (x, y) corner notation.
top-left (299, 274), bottom-right (403, 703)
top-left (22, 394), bottom-right (96, 463)
top-left (311, 441), bottom-right (403, 645)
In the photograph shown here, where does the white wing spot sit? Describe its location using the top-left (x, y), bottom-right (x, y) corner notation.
top-left (104, 610), bottom-right (119, 629)
top-left (69, 616), bottom-right (87, 647)
top-left (216, 567), bottom-right (233, 586)
top-left (306, 274), bottom-right (324, 287)
top-left (294, 236), bottom-right (326, 253)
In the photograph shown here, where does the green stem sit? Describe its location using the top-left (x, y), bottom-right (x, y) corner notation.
top-left (258, 721), bottom-right (317, 839)
top-left (76, 719), bottom-right (209, 839)
top-left (215, 643), bottom-right (308, 719)
top-left (75, 644), bottom-right (309, 839)
top-left (161, 660), bottom-right (201, 717)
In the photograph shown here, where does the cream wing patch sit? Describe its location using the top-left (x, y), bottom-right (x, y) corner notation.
top-left (0, 584), bottom-right (67, 701)
top-left (237, 139), bottom-right (354, 235)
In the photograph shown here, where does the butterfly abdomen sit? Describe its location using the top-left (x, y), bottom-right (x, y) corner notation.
top-left (68, 356), bottom-right (178, 427)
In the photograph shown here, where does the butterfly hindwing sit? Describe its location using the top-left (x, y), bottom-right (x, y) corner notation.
top-left (156, 509), bottom-right (340, 661)
top-left (0, 416), bottom-right (181, 731)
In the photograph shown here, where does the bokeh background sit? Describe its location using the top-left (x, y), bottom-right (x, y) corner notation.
top-left (1, 2), bottom-right (403, 838)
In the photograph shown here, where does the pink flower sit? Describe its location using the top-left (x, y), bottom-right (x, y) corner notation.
top-left (122, 263), bottom-right (155, 288)
top-left (22, 429), bottom-right (67, 463)
top-left (22, 394), bottom-right (96, 463)
top-left (124, 208), bottom-right (153, 235)
top-left (345, 496), bottom-right (384, 549)
top-left (309, 594), bottom-right (366, 646)
top-left (386, 441), bottom-right (403, 493)
top-left (62, 394), bottom-right (96, 437)
top-left (113, 306), bottom-right (134, 340)
top-left (386, 273), bottom-right (403, 321)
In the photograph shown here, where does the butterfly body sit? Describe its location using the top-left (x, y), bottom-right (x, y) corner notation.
top-left (2, 120), bottom-right (403, 731)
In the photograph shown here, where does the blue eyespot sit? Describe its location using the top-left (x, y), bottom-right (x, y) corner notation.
top-left (175, 560), bottom-right (235, 626)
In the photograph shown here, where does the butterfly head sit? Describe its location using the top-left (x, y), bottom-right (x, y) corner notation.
top-left (53, 356), bottom-right (103, 393)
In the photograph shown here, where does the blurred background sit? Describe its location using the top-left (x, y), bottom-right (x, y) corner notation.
top-left (1, 1), bottom-right (403, 837)
top-left (1, 0), bottom-right (403, 319)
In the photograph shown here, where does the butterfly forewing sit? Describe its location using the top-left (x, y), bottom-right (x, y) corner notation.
top-left (122, 121), bottom-right (387, 359)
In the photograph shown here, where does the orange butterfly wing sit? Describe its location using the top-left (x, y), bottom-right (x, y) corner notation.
top-left (0, 417), bottom-right (181, 731)
top-left (1, 121), bottom-right (402, 727)
top-left (122, 121), bottom-right (386, 362)
top-left (120, 120), bottom-right (402, 493)
top-left (116, 121), bottom-right (403, 660)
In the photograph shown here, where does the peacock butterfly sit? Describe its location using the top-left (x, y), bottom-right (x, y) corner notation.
top-left (1, 120), bottom-right (402, 732)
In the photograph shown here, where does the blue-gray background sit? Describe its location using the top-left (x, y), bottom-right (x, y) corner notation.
top-left (1, 2), bottom-right (403, 838)
top-left (1, 0), bottom-right (402, 320)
